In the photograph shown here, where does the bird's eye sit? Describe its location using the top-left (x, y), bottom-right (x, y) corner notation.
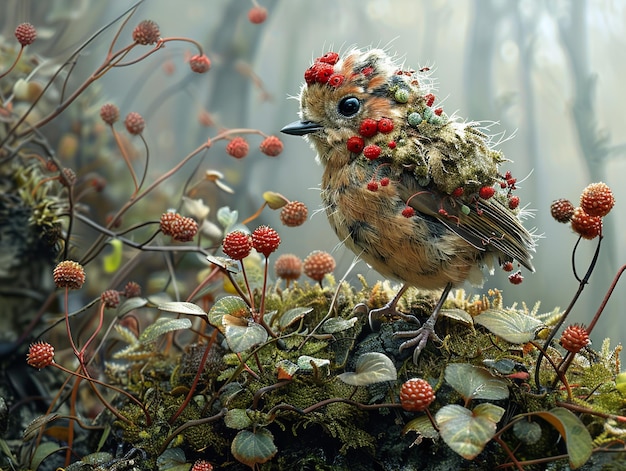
top-left (337, 97), bottom-right (360, 117)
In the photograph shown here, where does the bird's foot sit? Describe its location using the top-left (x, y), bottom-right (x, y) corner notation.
top-left (359, 302), bottom-right (419, 331)
top-left (394, 316), bottom-right (442, 363)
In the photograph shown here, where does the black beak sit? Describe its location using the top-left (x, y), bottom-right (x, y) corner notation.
top-left (281, 120), bottom-right (323, 136)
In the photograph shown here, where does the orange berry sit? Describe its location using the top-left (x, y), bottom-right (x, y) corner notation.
top-left (189, 54), bottom-right (211, 73)
top-left (15, 23), bottom-right (37, 46)
top-left (100, 103), bottom-right (119, 125)
top-left (247, 6), bottom-right (268, 24)
top-left (570, 207), bottom-right (602, 239)
top-left (259, 135), bottom-right (283, 157)
top-left (252, 225), bottom-right (281, 257)
top-left (580, 182), bottom-right (615, 217)
top-left (303, 250), bottom-right (335, 282)
top-left (280, 201), bottom-right (308, 227)
top-left (27, 342), bottom-right (55, 369)
top-left (222, 231), bottom-right (253, 260)
top-left (560, 324), bottom-right (590, 353)
top-left (132, 20), bottom-right (160, 45)
top-left (274, 254), bottom-right (302, 281)
top-left (399, 378), bottom-right (435, 412)
top-left (159, 212), bottom-right (198, 242)
top-left (53, 261), bottom-right (86, 289)
top-left (226, 137), bottom-right (249, 159)
top-left (124, 112), bottom-right (145, 135)
top-left (101, 290), bottom-right (121, 309)
top-left (550, 198), bottom-right (575, 223)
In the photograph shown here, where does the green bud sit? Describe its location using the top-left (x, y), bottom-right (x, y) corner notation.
top-left (408, 112), bottom-right (422, 127)
top-left (394, 88), bottom-right (410, 103)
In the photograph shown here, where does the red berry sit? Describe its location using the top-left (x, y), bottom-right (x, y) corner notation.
top-left (346, 136), bottom-right (365, 153)
top-left (274, 254), bottom-right (302, 282)
top-left (124, 281), bottom-right (142, 298)
top-left (303, 250), bottom-right (335, 282)
top-left (434, 107), bottom-right (443, 116)
top-left (508, 271), bottom-right (524, 285)
top-left (550, 198), bottom-right (575, 223)
top-left (401, 206), bottom-right (415, 218)
top-left (191, 460), bottom-right (214, 471)
top-left (189, 54), bottom-right (211, 73)
top-left (424, 93), bottom-right (436, 107)
top-left (318, 52), bottom-right (339, 65)
top-left (451, 187), bottom-right (464, 197)
top-left (363, 144), bottom-right (381, 160)
top-left (380, 177), bottom-right (390, 186)
top-left (501, 261), bottom-right (514, 272)
top-left (304, 66), bottom-right (317, 85)
top-left (124, 112), bottom-right (145, 135)
top-left (560, 324), bottom-right (590, 353)
top-left (259, 135), bottom-right (283, 156)
top-left (367, 181), bottom-right (379, 191)
top-left (377, 117), bottom-right (394, 133)
top-left (247, 6), bottom-right (267, 24)
top-left (100, 103), bottom-right (119, 125)
top-left (15, 23), bottom-right (37, 46)
top-left (580, 182), bottom-right (615, 217)
top-left (27, 342), bottom-right (55, 369)
top-left (222, 231), bottom-right (253, 260)
top-left (570, 207), bottom-right (602, 239)
top-left (53, 261), bottom-right (86, 290)
top-left (159, 212), bottom-right (198, 242)
top-left (252, 225), bottom-right (281, 257)
top-left (479, 186), bottom-right (495, 200)
top-left (387, 141), bottom-right (396, 149)
top-left (226, 136), bottom-right (249, 159)
top-left (327, 73), bottom-right (344, 88)
top-left (280, 201), bottom-right (308, 227)
top-left (101, 290), bottom-right (121, 309)
top-left (359, 118), bottom-right (379, 137)
top-left (315, 63), bottom-right (335, 84)
top-left (400, 378), bottom-right (435, 412)
top-left (132, 20), bottom-right (160, 45)
top-left (508, 195), bottom-right (520, 210)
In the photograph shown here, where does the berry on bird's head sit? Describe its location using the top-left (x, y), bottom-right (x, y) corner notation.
top-left (400, 378), bottom-right (435, 412)
top-left (479, 186), bottom-right (495, 200)
top-left (580, 182), bottom-right (615, 217)
top-left (363, 144), bottom-right (381, 160)
top-left (359, 118), bottom-right (379, 137)
top-left (377, 117), bottom-right (394, 133)
top-left (252, 225), bottom-right (281, 257)
top-left (318, 52), bottom-right (339, 64)
top-left (346, 136), bottom-right (365, 154)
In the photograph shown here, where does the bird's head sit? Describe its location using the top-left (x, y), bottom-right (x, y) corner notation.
top-left (282, 48), bottom-right (443, 166)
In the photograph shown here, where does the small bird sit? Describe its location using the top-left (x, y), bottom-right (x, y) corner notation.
top-left (282, 48), bottom-right (536, 363)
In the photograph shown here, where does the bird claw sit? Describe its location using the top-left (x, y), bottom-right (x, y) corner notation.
top-left (395, 322), bottom-right (442, 363)
top-left (362, 303), bottom-right (419, 331)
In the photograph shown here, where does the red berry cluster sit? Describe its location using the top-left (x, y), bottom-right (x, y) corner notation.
top-left (251, 225), bottom-right (281, 257)
top-left (280, 201), bottom-right (308, 227)
top-left (191, 460), bottom-right (213, 471)
top-left (124, 281), bottom-right (142, 298)
top-left (100, 103), bottom-right (120, 125)
top-left (304, 52), bottom-right (341, 85)
top-left (189, 54), bottom-right (211, 73)
top-left (132, 20), bottom-right (160, 45)
top-left (15, 23), bottom-right (37, 46)
top-left (274, 254), bottom-right (302, 282)
top-left (101, 289), bottom-right (121, 308)
top-left (159, 212), bottom-right (198, 242)
top-left (226, 137), bottom-right (249, 159)
top-left (555, 182), bottom-right (615, 240)
top-left (125, 112), bottom-right (145, 135)
top-left (346, 117), bottom-right (395, 159)
top-left (399, 378), bottom-right (435, 412)
top-left (53, 260), bottom-right (86, 290)
top-left (222, 231), bottom-right (253, 260)
top-left (27, 342), bottom-right (55, 369)
top-left (259, 135), bottom-right (283, 157)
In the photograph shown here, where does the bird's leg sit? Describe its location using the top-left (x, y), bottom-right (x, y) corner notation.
top-left (394, 282), bottom-right (453, 363)
top-left (367, 284), bottom-right (419, 330)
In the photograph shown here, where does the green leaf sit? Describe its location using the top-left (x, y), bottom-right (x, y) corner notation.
top-left (337, 352), bottom-right (397, 386)
top-left (217, 206), bottom-right (238, 231)
top-left (157, 447), bottom-right (189, 471)
top-left (231, 428), bottom-right (277, 467)
top-left (139, 318), bottom-right (192, 344)
top-left (116, 297), bottom-right (148, 316)
top-left (444, 363), bottom-right (509, 401)
top-left (159, 301), bottom-right (207, 319)
top-left (103, 238), bottom-right (123, 273)
top-left (30, 441), bottom-right (63, 470)
top-left (321, 317), bottom-right (359, 333)
top-left (208, 296), bottom-right (251, 331)
top-left (436, 403), bottom-right (505, 460)
top-left (441, 308), bottom-right (474, 325)
top-left (474, 308), bottom-right (544, 343)
top-left (297, 355), bottom-right (330, 371)
top-left (403, 414), bottom-right (439, 440)
top-left (533, 407), bottom-right (593, 469)
top-left (224, 409), bottom-right (253, 430)
top-left (224, 322), bottom-right (268, 353)
top-left (279, 307), bottom-right (312, 330)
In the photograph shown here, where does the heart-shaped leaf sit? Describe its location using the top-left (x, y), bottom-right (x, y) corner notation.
top-left (436, 403), bottom-right (505, 460)
top-left (208, 296), bottom-right (251, 332)
top-left (533, 407), bottom-right (592, 469)
top-left (224, 409), bottom-right (253, 430)
top-left (321, 317), bottom-right (359, 333)
top-left (444, 363), bottom-right (509, 401)
top-left (139, 318), bottom-right (192, 344)
top-left (279, 307), bottom-right (312, 330)
top-left (224, 322), bottom-right (268, 353)
top-left (474, 309), bottom-right (544, 343)
top-left (337, 352), bottom-right (397, 386)
top-left (231, 428), bottom-right (277, 467)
